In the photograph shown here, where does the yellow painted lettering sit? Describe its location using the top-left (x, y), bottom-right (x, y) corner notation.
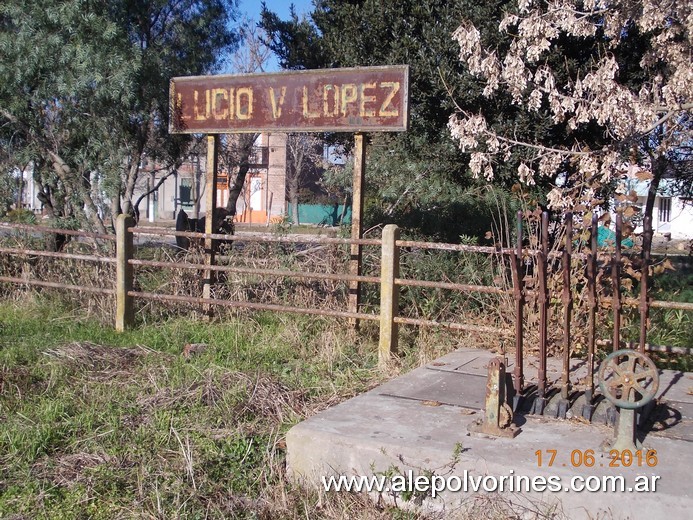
top-left (212, 88), bottom-right (228, 120)
top-left (227, 88), bottom-right (235, 120)
top-left (323, 84), bottom-right (339, 117)
top-left (378, 81), bottom-right (400, 117)
top-left (236, 87), bottom-right (253, 120)
top-left (177, 93), bottom-right (190, 120)
top-left (302, 86), bottom-right (320, 118)
top-left (340, 84), bottom-right (358, 116)
top-left (193, 89), bottom-right (210, 120)
top-left (359, 82), bottom-right (376, 117)
top-left (269, 86), bottom-right (287, 119)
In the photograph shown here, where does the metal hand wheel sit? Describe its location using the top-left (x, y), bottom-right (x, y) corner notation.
top-left (598, 349), bottom-right (659, 410)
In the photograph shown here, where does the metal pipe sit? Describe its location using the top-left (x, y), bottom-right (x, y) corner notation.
top-left (512, 211), bottom-right (525, 399)
top-left (131, 226), bottom-right (382, 246)
top-left (586, 212), bottom-right (598, 405)
top-left (129, 258), bottom-right (380, 284)
top-left (0, 222), bottom-right (115, 241)
top-left (396, 240), bottom-right (514, 255)
top-left (393, 316), bottom-right (513, 336)
top-left (129, 290), bottom-right (378, 321)
top-left (538, 211), bottom-right (549, 399)
top-left (394, 278), bottom-right (510, 294)
top-left (612, 213), bottom-right (622, 352)
top-left (649, 300), bottom-right (693, 310)
top-left (561, 212), bottom-right (573, 400)
top-left (0, 276), bottom-right (114, 294)
top-left (639, 215), bottom-right (652, 353)
top-left (596, 339), bottom-right (692, 355)
top-left (0, 247), bottom-right (115, 263)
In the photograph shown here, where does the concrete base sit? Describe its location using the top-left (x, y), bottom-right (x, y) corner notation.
top-left (287, 349), bottom-right (693, 519)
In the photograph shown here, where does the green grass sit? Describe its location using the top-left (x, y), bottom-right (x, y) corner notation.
top-left (0, 299), bottom-right (403, 519)
top-left (0, 297), bottom-right (569, 520)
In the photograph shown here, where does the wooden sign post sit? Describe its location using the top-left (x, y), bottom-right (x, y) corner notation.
top-left (170, 66), bottom-right (409, 321)
top-left (202, 134), bottom-right (219, 313)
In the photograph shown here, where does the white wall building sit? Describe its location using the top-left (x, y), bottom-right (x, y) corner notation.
top-left (10, 163), bottom-right (42, 213)
top-left (133, 132), bottom-right (288, 224)
top-left (622, 177), bottom-right (693, 240)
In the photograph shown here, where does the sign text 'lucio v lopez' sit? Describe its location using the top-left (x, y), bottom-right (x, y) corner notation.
top-left (169, 65), bottom-right (409, 134)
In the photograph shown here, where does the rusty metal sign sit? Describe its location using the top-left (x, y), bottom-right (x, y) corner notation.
top-left (169, 65), bottom-right (409, 133)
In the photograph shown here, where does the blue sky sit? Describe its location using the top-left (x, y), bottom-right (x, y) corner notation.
top-left (239, 0), bottom-right (314, 23)
top-left (235, 1), bottom-right (315, 71)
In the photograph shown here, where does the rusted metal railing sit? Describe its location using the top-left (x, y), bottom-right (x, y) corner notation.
top-left (0, 215), bottom-right (690, 379)
top-left (0, 221), bottom-right (116, 298)
top-left (0, 221), bottom-right (116, 241)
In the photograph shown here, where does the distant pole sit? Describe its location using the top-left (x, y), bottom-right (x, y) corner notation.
top-left (348, 133), bottom-right (366, 327)
top-left (203, 134), bottom-right (219, 315)
top-left (148, 171), bottom-right (155, 223)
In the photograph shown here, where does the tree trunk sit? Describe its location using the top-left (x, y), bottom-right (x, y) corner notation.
top-left (291, 198), bottom-right (300, 225)
top-left (643, 155), bottom-right (664, 235)
top-left (48, 151), bottom-right (109, 235)
top-left (339, 193), bottom-right (349, 225)
top-left (226, 162), bottom-right (250, 216)
top-left (122, 151), bottom-right (143, 217)
top-left (224, 134), bottom-right (257, 216)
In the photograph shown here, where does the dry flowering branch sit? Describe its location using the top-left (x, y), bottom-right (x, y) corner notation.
top-left (448, 0), bottom-right (692, 211)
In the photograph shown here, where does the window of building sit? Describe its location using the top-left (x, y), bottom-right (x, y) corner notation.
top-left (179, 178), bottom-right (192, 206)
top-left (658, 197), bottom-right (671, 223)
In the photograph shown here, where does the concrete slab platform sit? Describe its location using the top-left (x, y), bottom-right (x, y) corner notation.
top-left (287, 348), bottom-right (693, 519)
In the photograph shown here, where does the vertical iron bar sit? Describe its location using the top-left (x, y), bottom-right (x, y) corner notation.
top-left (538, 211), bottom-right (549, 400)
top-left (586, 213), bottom-right (597, 405)
top-left (512, 211), bottom-right (525, 404)
top-left (612, 213), bottom-right (622, 351)
top-left (561, 213), bottom-right (573, 400)
top-left (639, 215), bottom-right (652, 353)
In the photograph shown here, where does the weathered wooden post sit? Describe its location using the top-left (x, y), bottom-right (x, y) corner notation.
top-left (202, 134), bottom-right (219, 315)
top-left (169, 66), bottom-right (409, 322)
top-left (348, 133), bottom-right (366, 328)
top-left (115, 213), bottom-right (134, 331)
top-left (379, 224), bottom-right (400, 365)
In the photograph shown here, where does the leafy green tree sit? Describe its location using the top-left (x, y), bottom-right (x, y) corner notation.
top-left (448, 0), bottom-right (692, 248)
top-left (260, 0), bottom-right (664, 242)
top-left (260, 0), bottom-right (551, 240)
top-left (0, 0), bottom-right (239, 232)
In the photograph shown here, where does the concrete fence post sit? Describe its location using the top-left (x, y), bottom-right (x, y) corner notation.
top-left (115, 213), bottom-right (135, 331)
top-left (379, 224), bottom-right (400, 366)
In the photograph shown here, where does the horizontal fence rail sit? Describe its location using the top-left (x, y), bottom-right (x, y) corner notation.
top-left (0, 218), bottom-right (690, 376)
top-left (0, 276), bottom-right (115, 295)
top-left (129, 259), bottom-right (381, 284)
top-left (0, 246), bottom-right (116, 264)
top-left (131, 226), bottom-right (382, 246)
top-left (395, 278), bottom-right (511, 295)
top-left (0, 221), bottom-right (116, 241)
top-left (130, 291), bottom-right (378, 321)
